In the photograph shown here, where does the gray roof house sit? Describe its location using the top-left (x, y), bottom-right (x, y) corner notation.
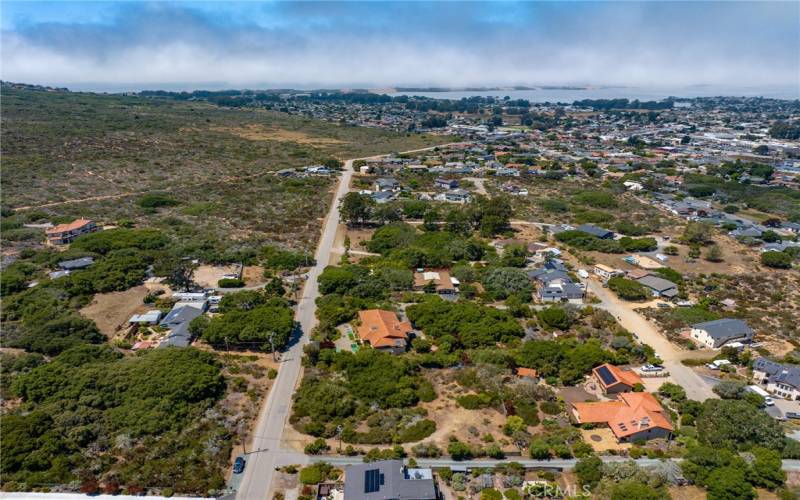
top-left (372, 191), bottom-right (397, 204)
top-left (576, 224), bottom-right (614, 239)
top-left (729, 227), bottom-right (762, 239)
top-left (343, 460), bottom-right (438, 500)
top-left (540, 282), bottom-right (585, 303)
top-left (159, 305), bottom-right (204, 348)
top-left (528, 268), bottom-right (572, 286)
top-left (636, 275), bottom-right (679, 298)
top-left (434, 178), bottom-right (459, 190)
top-left (443, 189), bottom-right (472, 204)
top-left (753, 358), bottom-right (800, 400)
top-left (374, 177), bottom-right (400, 192)
top-left (690, 318), bottom-right (753, 349)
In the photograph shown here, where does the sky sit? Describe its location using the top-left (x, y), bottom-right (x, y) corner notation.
top-left (1, 1), bottom-right (798, 92)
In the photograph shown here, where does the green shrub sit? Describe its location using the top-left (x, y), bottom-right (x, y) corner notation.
top-left (447, 440), bottom-right (473, 460)
top-left (298, 466), bottom-right (323, 485)
top-left (218, 278), bottom-right (245, 288)
top-left (304, 438), bottom-right (330, 455)
top-left (761, 251), bottom-right (793, 269)
top-left (396, 419), bottom-right (436, 443)
top-left (539, 401), bottom-right (562, 415)
top-left (607, 277), bottom-right (649, 301)
top-left (137, 192), bottom-right (180, 208)
top-left (456, 393), bottom-right (494, 410)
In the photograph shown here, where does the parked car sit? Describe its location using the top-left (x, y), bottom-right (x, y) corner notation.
top-left (707, 359), bottom-right (731, 370)
top-left (577, 269), bottom-right (589, 279)
top-left (785, 412), bottom-right (800, 420)
top-left (657, 302), bottom-right (670, 308)
top-left (641, 364), bottom-right (664, 372)
top-left (233, 456), bottom-right (246, 474)
top-left (764, 396), bottom-right (775, 406)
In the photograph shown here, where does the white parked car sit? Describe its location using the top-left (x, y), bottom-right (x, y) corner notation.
top-left (577, 269), bottom-right (589, 279)
top-left (641, 364), bottom-right (664, 372)
top-left (707, 359), bottom-right (731, 370)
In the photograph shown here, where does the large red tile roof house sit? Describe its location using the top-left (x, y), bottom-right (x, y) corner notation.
top-left (357, 309), bottom-right (413, 354)
top-left (572, 392), bottom-right (673, 442)
top-left (45, 218), bottom-right (99, 245)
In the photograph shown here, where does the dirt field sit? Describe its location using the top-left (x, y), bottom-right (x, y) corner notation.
top-left (193, 264), bottom-right (241, 288)
top-left (419, 373), bottom-right (520, 453)
top-left (79, 285), bottom-right (150, 336)
top-left (209, 125), bottom-right (347, 145)
top-left (242, 265), bottom-right (266, 286)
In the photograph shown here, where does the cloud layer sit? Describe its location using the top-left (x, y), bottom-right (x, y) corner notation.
top-left (2, 1), bottom-right (798, 91)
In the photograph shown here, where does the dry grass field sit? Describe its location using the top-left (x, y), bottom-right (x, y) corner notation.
top-left (1, 86), bottom-right (452, 254)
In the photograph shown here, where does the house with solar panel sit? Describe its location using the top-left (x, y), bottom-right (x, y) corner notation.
top-left (592, 363), bottom-right (644, 394)
top-left (343, 460), bottom-right (439, 499)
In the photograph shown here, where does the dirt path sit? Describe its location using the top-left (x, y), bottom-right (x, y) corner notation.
top-left (585, 279), bottom-right (718, 401)
top-left (464, 177), bottom-right (488, 195)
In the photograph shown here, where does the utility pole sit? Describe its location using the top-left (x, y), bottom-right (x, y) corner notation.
top-left (269, 332), bottom-right (277, 362)
top-left (240, 420), bottom-right (248, 455)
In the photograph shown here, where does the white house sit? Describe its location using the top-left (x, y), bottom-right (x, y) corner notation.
top-left (753, 358), bottom-right (800, 400)
top-left (594, 264), bottom-right (622, 280)
top-left (689, 318), bottom-right (754, 349)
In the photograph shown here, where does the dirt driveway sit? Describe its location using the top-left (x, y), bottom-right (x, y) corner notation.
top-left (585, 278), bottom-right (718, 402)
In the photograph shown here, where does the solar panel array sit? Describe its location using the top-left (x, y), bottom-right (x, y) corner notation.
top-left (596, 365), bottom-right (617, 386)
top-left (364, 469), bottom-right (384, 494)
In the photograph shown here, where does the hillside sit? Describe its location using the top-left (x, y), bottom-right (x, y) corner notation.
top-left (1, 85), bottom-right (451, 254)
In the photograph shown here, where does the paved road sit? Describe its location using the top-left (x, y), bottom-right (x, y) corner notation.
top-left (309, 455), bottom-right (800, 472)
top-left (585, 279), bottom-right (717, 401)
top-left (236, 143), bottom-right (460, 499)
top-left (235, 160), bottom-right (355, 499)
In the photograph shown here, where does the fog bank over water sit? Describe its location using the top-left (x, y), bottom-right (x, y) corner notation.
top-left (2, 2), bottom-right (798, 91)
top-left (386, 86), bottom-right (800, 102)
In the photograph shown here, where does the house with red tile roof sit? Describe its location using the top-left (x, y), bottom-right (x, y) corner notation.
top-left (572, 392), bottom-right (673, 443)
top-left (45, 218), bottom-right (99, 245)
top-left (516, 368), bottom-right (538, 379)
top-left (357, 309), bottom-right (413, 355)
top-left (592, 363), bottom-right (643, 394)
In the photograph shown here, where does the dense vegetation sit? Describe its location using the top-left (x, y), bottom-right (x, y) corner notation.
top-left (406, 296), bottom-right (524, 350)
top-left (194, 292), bottom-right (295, 351)
top-left (291, 349), bottom-right (436, 445)
top-left (1, 346), bottom-right (228, 495)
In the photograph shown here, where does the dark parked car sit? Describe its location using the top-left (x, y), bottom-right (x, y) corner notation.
top-left (786, 412), bottom-right (800, 420)
top-left (233, 456), bottom-right (246, 474)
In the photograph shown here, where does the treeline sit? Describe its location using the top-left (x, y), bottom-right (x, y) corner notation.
top-left (340, 194), bottom-right (514, 237)
top-left (573, 99), bottom-right (673, 110)
top-left (769, 120), bottom-right (800, 140)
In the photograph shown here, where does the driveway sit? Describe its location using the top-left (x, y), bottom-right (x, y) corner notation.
top-left (584, 278), bottom-right (718, 402)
